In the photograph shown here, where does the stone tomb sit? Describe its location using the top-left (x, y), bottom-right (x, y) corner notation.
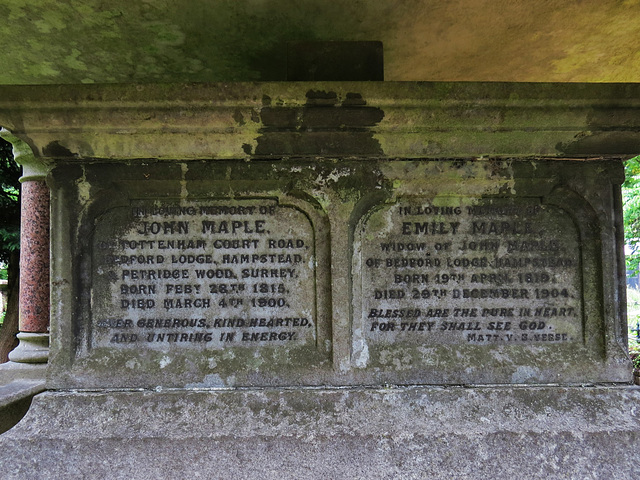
top-left (0, 82), bottom-right (639, 478)
top-left (48, 159), bottom-right (626, 388)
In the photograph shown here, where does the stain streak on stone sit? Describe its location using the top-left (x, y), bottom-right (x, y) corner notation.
top-left (255, 90), bottom-right (384, 156)
top-left (43, 141), bottom-right (74, 158)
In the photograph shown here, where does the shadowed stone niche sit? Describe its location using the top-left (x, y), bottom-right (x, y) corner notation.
top-left (0, 82), bottom-right (639, 479)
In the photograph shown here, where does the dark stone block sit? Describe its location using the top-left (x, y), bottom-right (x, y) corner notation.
top-left (287, 41), bottom-right (383, 81)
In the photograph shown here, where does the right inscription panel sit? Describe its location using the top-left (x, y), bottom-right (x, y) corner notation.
top-left (356, 197), bottom-right (583, 352)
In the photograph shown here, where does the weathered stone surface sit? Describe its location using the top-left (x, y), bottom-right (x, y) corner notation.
top-left (42, 157), bottom-right (630, 388)
top-left (0, 82), bottom-right (636, 479)
top-left (1, 83), bottom-right (640, 160)
top-left (0, 380), bottom-right (44, 434)
top-left (93, 200), bottom-right (317, 349)
top-left (1, 386), bottom-right (639, 479)
top-left (1, 1), bottom-right (640, 85)
top-left (354, 197), bottom-right (584, 371)
top-left (286, 41), bottom-right (384, 81)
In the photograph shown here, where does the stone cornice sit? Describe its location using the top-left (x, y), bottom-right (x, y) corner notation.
top-left (0, 82), bottom-right (639, 161)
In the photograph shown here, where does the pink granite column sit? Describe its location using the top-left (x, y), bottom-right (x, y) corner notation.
top-left (8, 179), bottom-right (50, 363)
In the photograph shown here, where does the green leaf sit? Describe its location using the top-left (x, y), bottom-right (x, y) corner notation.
top-left (623, 155), bottom-right (640, 275)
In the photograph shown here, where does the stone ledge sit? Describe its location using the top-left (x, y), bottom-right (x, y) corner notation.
top-left (1, 385), bottom-right (638, 479)
top-left (1, 82), bottom-right (640, 160)
top-left (0, 361), bottom-right (47, 387)
top-left (0, 379), bottom-right (46, 434)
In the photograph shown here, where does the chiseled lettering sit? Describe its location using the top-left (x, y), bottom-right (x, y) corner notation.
top-left (241, 331), bottom-right (296, 341)
top-left (267, 239), bottom-right (305, 248)
top-left (471, 221), bottom-right (533, 235)
top-left (163, 298), bottom-right (211, 310)
top-left (201, 220), bottom-right (266, 234)
top-left (157, 240), bottom-right (206, 250)
top-left (467, 333), bottom-right (501, 342)
top-left (240, 268), bottom-right (296, 279)
top-left (121, 269), bottom-right (189, 280)
top-left (399, 322), bottom-right (435, 331)
top-left (110, 333), bottom-right (138, 343)
top-left (137, 221), bottom-right (189, 235)
top-left (439, 321), bottom-right (481, 331)
top-left (402, 222), bottom-right (460, 235)
top-left (120, 284), bottom-right (157, 295)
top-left (146, 332), bottom-right (214, 342)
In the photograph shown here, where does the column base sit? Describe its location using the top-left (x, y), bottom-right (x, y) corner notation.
top-left (7, 333), bottom-right (49, 364)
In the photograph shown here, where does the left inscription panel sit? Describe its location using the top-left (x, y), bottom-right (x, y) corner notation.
top-left (91, 199), bottom-right (317, 350)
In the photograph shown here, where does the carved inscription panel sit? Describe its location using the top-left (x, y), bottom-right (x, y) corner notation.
top-left (356, 198), bottom-right (583, 348)
top-left (91, 199), bottom-right (317, 349)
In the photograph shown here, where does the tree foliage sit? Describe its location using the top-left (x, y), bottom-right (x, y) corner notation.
top-left (623, 155), bottom-right (640, 275)
top-left (0, 136), bottom-right (19, 358)
top-left (0, 137), bottom-right (20, 270)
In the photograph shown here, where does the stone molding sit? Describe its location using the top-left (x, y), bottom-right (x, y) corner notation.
top-left (0, 82), bottom-right (638, 161)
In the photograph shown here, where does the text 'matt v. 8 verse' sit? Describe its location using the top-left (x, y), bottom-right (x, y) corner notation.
top-left (356, 198), bottom-right (582, 346)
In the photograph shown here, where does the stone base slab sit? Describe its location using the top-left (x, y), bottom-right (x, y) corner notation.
top-left (1, 386), bottom-right (639, 479)
top-left (0, 380), bottom-right (45, 434)
top-left (0, 361), bottom-right (47, 387)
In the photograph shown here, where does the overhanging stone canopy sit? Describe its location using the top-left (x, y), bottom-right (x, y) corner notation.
top-left (1, 0), bottom-right (640, 85)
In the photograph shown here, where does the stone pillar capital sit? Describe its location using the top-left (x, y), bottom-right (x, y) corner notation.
top-left (0, 128), bottom-right (51, 182)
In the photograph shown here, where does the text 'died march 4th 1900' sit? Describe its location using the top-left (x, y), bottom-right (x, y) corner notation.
top-left (91, 201), bottom-right (317, 349)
